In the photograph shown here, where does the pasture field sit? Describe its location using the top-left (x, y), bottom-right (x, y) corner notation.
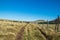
top-left (0, 20), bottom-right (60, 40)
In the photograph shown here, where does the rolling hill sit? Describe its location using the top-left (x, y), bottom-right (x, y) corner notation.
top-left (0, 19), bottom-right (60, 40)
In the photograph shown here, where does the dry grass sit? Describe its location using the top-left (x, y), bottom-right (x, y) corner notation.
top-left (0, 20), bottom-right (60, 40)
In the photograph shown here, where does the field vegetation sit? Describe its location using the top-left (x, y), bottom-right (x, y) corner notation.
top-left (0, 19), bottom-right (60, 40)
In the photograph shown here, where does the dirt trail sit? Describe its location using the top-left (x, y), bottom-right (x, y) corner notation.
top-left (15, 23), bottom-right (55, 40)
top-left (37, 27), bottom-right (55, 40)
top-left (30, 24), bottom-right (55, 40)
top-left (15, 24), bottom-right (28, 40)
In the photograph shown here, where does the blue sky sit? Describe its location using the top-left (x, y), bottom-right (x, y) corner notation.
top-left (0, 0), bottom-right (60, 21)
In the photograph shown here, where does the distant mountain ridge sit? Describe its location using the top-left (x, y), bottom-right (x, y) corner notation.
top-left (49, 17), bottom-right (60, 24)
top-left (0, 17), bottom-right (60, 24)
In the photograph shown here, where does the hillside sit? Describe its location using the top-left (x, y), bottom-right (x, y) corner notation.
top-left (32, 20), bottom-right (45, 24)
top-left (49, 17), bottom-right (60, 24)
top-left (0, 19), bottom-right (60, 40)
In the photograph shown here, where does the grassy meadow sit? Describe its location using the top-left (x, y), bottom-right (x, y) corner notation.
top-left (0, 20), bottom-right (60, 40)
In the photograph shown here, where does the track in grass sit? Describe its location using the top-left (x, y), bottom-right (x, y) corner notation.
top-left (15, 23), bottom-right (56, 40)
top-left (15, 24), bottom-right (28, 40)
top-left (37, 25), bottom-right (56, 40)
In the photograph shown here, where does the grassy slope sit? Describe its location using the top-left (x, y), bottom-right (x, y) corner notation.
top-left (0, 20), bottom-right (60, 40)
top-left (0, 20), bottom-right (26, 40)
